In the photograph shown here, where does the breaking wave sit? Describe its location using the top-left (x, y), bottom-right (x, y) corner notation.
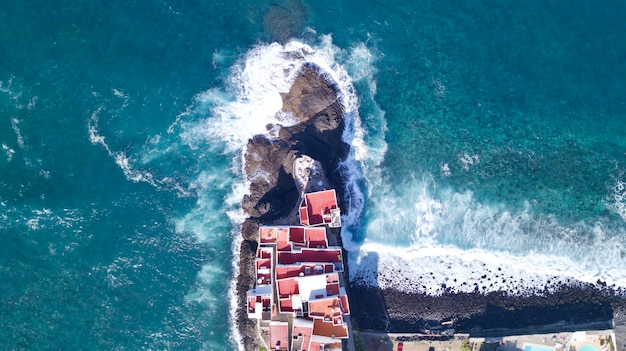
top-left (348, 173), bottom-right (626, 296)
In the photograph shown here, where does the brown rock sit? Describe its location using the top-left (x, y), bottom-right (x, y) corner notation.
top-left (281, 63), bottom-right (341, 125)
top-left (237, 62), bottom-right (350, 349)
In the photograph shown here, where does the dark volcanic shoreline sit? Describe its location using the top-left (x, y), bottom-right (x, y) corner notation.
top-left (234, 62), bottom-right (625, 351)
top-left (235, 62), bottom-right (350, 351)
top-left (349, 283), bottom-right (621, 334)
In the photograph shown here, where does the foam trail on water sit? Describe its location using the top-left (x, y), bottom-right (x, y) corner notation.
top-left (87, 103), bottom-right (192, 197)
top-left (88, 109), bottom-right (159, 186)
top-left (606, 164), bottom-right (626, 222)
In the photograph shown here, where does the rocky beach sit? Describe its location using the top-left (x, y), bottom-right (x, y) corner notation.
top-left (349, 284), bottom-right (622, 335)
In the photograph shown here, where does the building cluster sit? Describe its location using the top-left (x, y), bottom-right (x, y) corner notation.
top-left (246, 189), bottom-right (349, 351)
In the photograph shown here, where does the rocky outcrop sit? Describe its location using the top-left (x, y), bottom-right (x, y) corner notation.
top-left (240, 63), bottom-right (348, 223)
top-left (236, 62), bottom-right (349, 351)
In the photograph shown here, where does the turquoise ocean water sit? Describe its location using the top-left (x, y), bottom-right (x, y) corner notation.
top-left (2, 1), bottom-right (626, 349)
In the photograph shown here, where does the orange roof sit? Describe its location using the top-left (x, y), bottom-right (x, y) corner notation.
top-left (313, 319), bottom-right (348, 339)
top-left (300, 190), bottom-right (338, 226)
top-left (339, 295), bottom-right (350, 315)
top-left (326, 282), bottom-right (340, 296)
top-left (309, 340), bottom-right (323, 351)
top-left (269, 322), bottom-right (289, 351)
top-left (248, 296), bottom-right (257, 311)
top-left (275, 263), bottom-right (334, 279)
top-left (251, 220), bottom-right (350, 348)
top-left (257, 247), bottom-right (272, 259)
top-left (279, 297), bottom-right (293, 312)
top-left (256, 258), bottom-right (271, 270)
top-left (259, 227), bottom-right (277, 243)
top-left (277, 227), bottom-right (291, 251)
top-left (308, 297), bottom-right (343, 320)
top-left (276, 265), bottom-right (303, 280)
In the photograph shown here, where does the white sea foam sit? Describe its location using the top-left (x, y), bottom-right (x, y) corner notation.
top-left (112, 88), bottom-right (130, 108)
top-left (2, 143), bottom-right (15, 162)
top-left (334, 40), bottom-right (387, 247)
top-left (458, 152), bottom-right (480, 171)
top-left (10, 118), bottom-right (25, 149)
top-left (175, 166), bottom-right (246, 350)
top-left (1, 77), bottom-right (37, 110)
top-left (88, 110), bottom-right (158, 185)
top-left (606, 165), bottom-right (626, 222)
top-left (175, 35), bottom-right (373, 157)
top-left (347, 175), bottom-right (626, 295)
top-left (0, 77), bottom-right (23, 103)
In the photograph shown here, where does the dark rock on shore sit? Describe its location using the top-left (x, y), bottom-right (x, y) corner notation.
top-left (236, 62), bottom-right (349, 351)
top-left (236, 238), bottom-right (258, 349)
top-left (350, 281), bottom-right (621, 336)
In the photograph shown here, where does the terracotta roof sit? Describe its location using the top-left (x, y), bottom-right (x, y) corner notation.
top-left (292, 319), bottom-right (313, 351)
top-left (259, 227), bottom-right (278, 244)
top-left (300, 190), bottom-right (338, 226)
top-left (306, 227), bottom-right (328, 248)
top-left (249, 217), bottom-right (351, 348)
top-left (269, 321), bottom-right (289, 351)
top-left (290, 227), bottom-right (306, 245)
top-left (275, 263), bottom-right (334, 279)
top-left (308, 297), bottom-right (343, 320)
top-left (277, 278), bottom-right (299, 298)
top-left (313, 319), bottom-right (348, 339)
top-left (339, 295), bottom-right (350, 315)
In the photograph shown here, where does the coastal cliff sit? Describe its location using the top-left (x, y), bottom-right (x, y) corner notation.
top-left (235, 62), bottom-right (349, 350)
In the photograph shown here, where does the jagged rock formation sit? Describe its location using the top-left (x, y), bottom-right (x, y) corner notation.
top-left (236, 62), bottom-right (349, 351)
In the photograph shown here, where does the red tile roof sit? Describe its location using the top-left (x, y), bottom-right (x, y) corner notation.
top-left (292, 321), bottom-right (313, 351)
top-left (290, 227), bottom-right (306, 245)
top-left (269, 322), bottom-right (289, 351)
top-left (309, 297), bottom-right (343, 320)
top-left (300, 190), bottom-right (338, 226)
top-left (275, 263), bottom-right (335, 279)
top-left (277, 248), bottom-right (342, 266)
top-left (277, 278), bottom-right (299, 298)
top-left (259, 227), bottom-right (278, 244)
top-left (249, 209), bottom-right (351, 349)
top-left (339, 295), bottom-right (350, 315)
top-left (306, 227), bottom-right (328, 248)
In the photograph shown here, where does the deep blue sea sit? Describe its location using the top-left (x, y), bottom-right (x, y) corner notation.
top-left (2, 1), bottom-right (626, 349)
